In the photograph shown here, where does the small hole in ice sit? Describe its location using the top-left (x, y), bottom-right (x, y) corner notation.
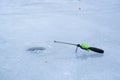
top-left (27, 47), bottom-right (46, 53)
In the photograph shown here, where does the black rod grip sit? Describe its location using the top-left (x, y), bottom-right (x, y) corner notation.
top-left (88, 47), bottom-right (104, 53)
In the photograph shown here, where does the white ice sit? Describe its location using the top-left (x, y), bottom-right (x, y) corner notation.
top-left (0, 0), bottom-right (120, 80)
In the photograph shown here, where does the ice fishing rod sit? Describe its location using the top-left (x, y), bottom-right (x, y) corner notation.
top-left (54, 40), bottom-right (104, 54)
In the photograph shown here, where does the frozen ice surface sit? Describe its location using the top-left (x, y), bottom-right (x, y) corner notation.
top-left (0, 0), bottom-right (120, 80)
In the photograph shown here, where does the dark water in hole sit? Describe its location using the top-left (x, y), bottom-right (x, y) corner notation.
top-left (27, 47), bottom-right (46, 53)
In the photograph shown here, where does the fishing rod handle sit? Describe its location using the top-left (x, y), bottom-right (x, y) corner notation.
top-left (88, 47), bottom-right (104, 53)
